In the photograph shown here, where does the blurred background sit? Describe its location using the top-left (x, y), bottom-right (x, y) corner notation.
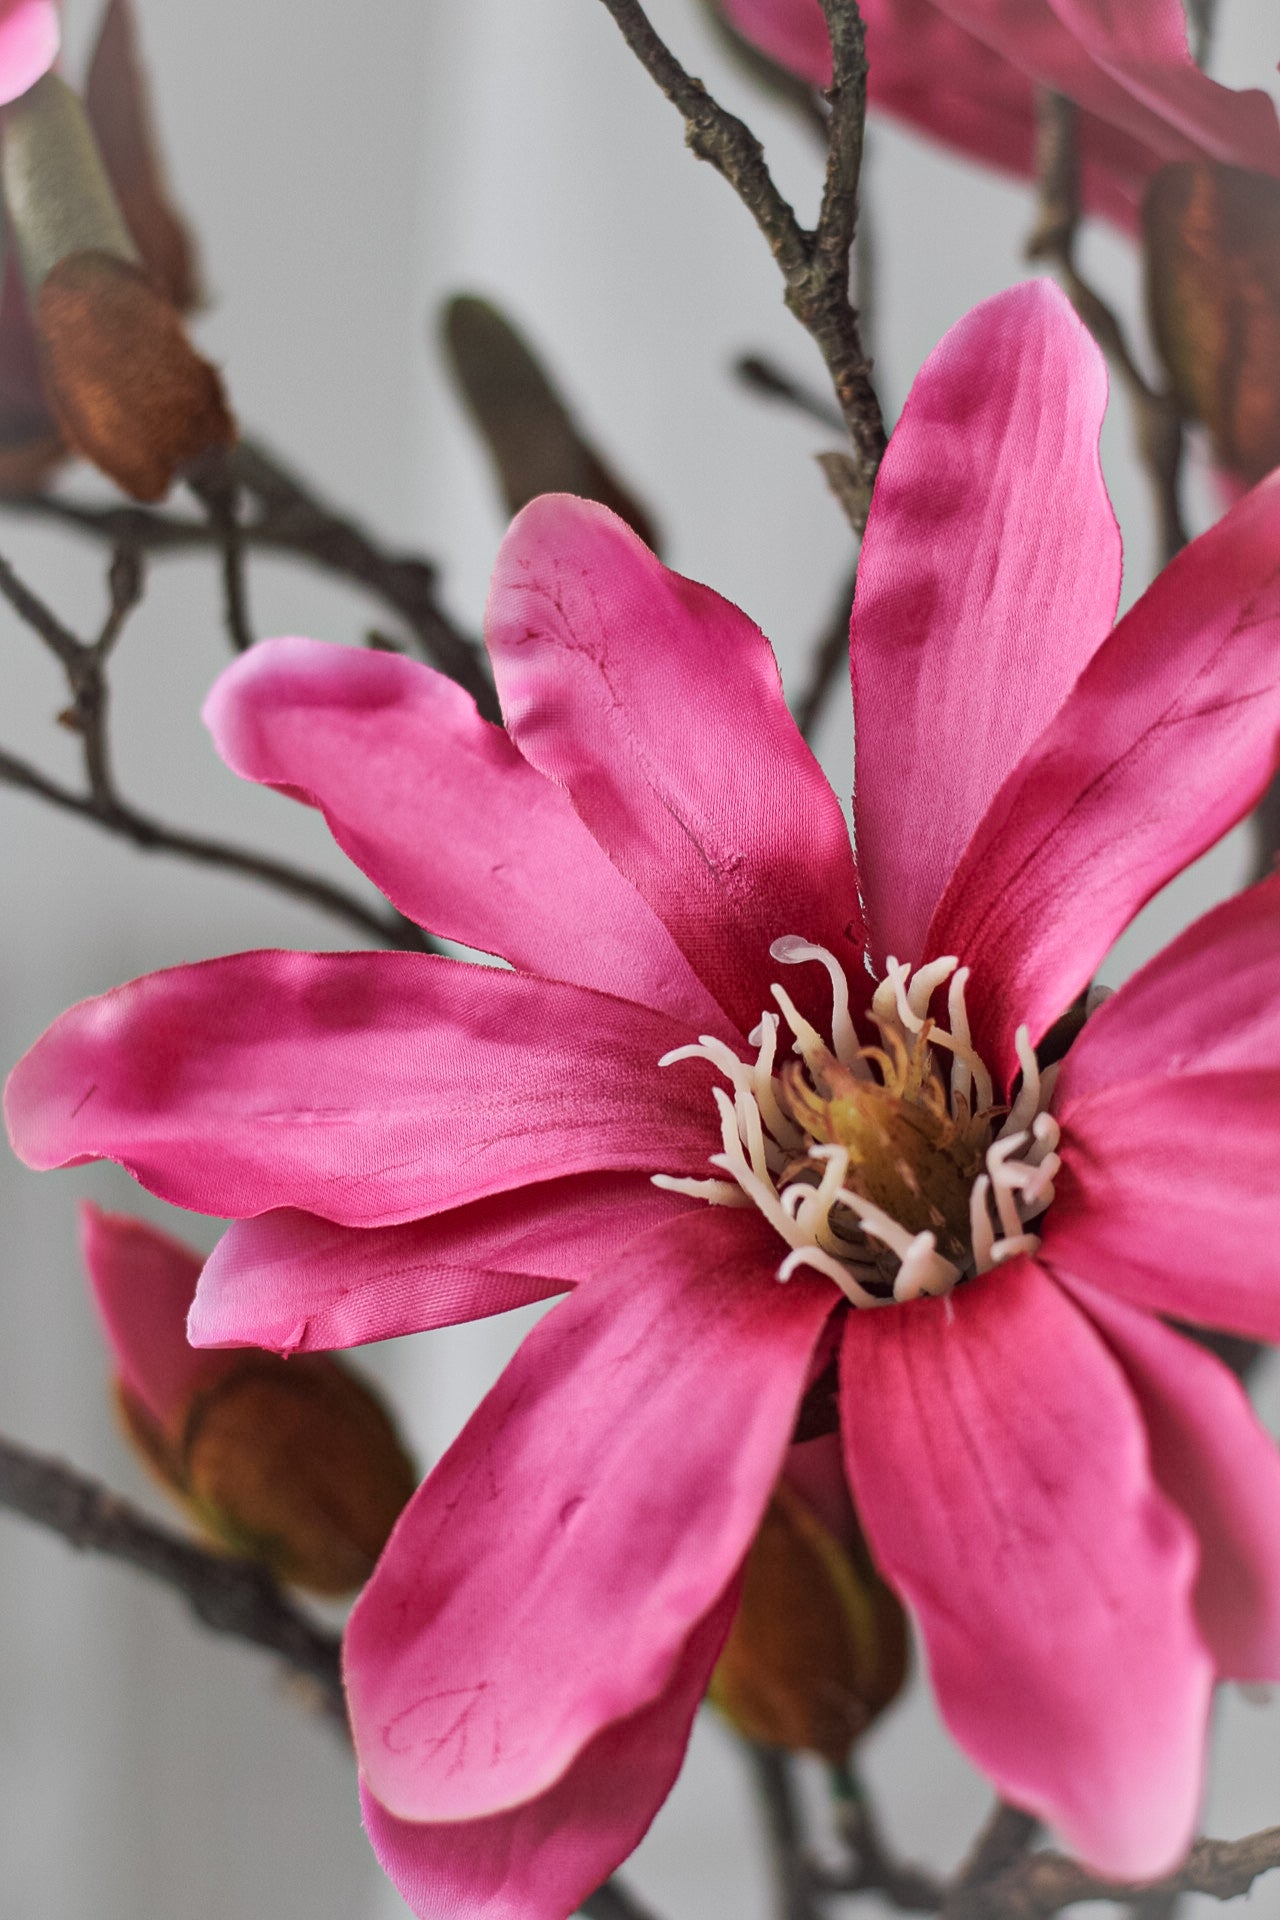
top-left (1, 1), bottom-right (1278, 1914)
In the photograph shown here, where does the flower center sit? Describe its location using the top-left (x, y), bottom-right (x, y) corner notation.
top-left (653, 939), bottom-right (1061, 1309)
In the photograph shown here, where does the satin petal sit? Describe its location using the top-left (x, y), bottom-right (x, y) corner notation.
top-left (358, 1588), bottom-right (737, 1920)
top-left (80, 1203), bottom-right (228, 1429)
top-left (205, 638), bottom-right (726, 1033)
top-left (0, 0), bottom-right (58, 106)
top-left (852, 281), bottom-right (1118, 968)
top-left (345, 1208), bottom-right (832, 1820)
top-left (486, 495), bottom-right (864, 1037)
top-left (928, 468), bottom-right (1280, 1079)
top-left (1048, 1069), bottom-right (1280, 1343)
top-left (1061, 1275), bottom-right (1280, 1681)
top-left (5, 951), bottom-right (717, 1226)
top-left (840, 1262), bottom-right (1211, 1878)
top-left (190, 1174), bottom-right (694, 1353)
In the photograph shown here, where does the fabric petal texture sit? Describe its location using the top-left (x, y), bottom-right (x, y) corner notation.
top-left (205, 638), bottom-right (727, 1034)
top-left (852, 280), bottom-right (1118, 968)
top-left (486, 495), bottom-right (864, 1038)
top-left (80, 1202), bottom-right (227, 1428)
top-left (360, 1588), bottom-right (739, 1920)
top-left (4, 951), bottom-right (717, 1224)
top-left (346, 1208), bottom-right (832, 1822)
top-left (839, 1262), bottom-right (1212, 1878)
top-left (190, 1174), bottom-right (693, 1354)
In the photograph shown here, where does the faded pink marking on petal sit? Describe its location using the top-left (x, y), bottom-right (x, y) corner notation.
top-left (190, 1174), bottom-right (694, 1354)
top-left (928, 468), bottom-right (1280, 1080)
top-left (0, 0), bottom-right (58, 105)
top-left (486, 495), bottom-right (864, 1039)
top-left (840, 1261), bottom-right (1211, 1879)
top-left (205, 638), bottom-right (727, 1036)
top-left (1057, 873), bottom-right (1280, 1104)
top-left (358, 1586), bottom-right (738, 1920)
top-left (1047, 1069), bottom-right (1280, 1345)
top-left (5, 951), bottom-right (717, 1226)
top-left (852, 281), bottom-right (1118, 969)
top-left (80, 1203), bottom-right (229, 1430)
top-left (1060, 1275), bottom-right (1280, 1682)
top-left (346, 1208), bottom-right (832, 1821)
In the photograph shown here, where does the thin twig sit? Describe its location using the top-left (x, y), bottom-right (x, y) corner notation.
top-left (579, 1880), bottom-right (664, 1920)
top-left (747, 1744), bottom-right (827, 1920)
top-left (0, 1433), bottom-right (346, 1719)
top-left (596, 0), bottom-right (884, 524)
top-left (190, 458), bottom-right (256, 654)
top-left (0, 551), bottom-right (430, 950)
top-left (951, 1801), bottom-right (1039, 1894)
top-left (735, 353), bottom-right (846, 432)
top-left (794, 564), bottom-right (857, 741)
top-left (816, 1764), bottom-right (944, 1910)
top-left (1027, 91), bottom-right (1186, 565)
top-left (942, 1828), bottom-right (1280, 1920)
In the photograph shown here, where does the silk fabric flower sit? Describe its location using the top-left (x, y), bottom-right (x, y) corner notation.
top-left (0, 0), bottom-right (56, 105)
top-left (11, 279), bottom-right (1280, 1914)
top-left (718, 0), bottom-right (1280, 230)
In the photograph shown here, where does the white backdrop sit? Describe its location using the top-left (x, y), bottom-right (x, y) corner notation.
top-left (0, 2), bottom-right (1277, 1916)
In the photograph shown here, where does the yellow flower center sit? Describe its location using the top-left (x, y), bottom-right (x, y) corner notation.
top-left (654, 940), bottom-right (1061, 1309)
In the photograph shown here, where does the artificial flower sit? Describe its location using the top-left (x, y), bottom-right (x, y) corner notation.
top-left (10, 279), bottom-right (1280, 1912)
top-left (716, 0), bottom-right (1280, 230)
top-left (0, 0), bottom-right (56, 108)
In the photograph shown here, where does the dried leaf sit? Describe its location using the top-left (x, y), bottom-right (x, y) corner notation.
top-left (442, 294), bottom-right (660, 550)
top-left (708, 1480), bottom-right (908, 1761)
top-left (36, 249), bottom-right (233, 498)
top-left (85, 0), bottom-right (200, 312)
top-left (181, 1354), bottom-right (419, 1597)
top-left (1145, 162), bottom-right (1280, 486)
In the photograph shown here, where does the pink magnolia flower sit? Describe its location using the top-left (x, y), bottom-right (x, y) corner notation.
top-left (10, 279), bottom-right (1280, 1911)
top-left (719, 0), bottom-right (1280, 230)
top-left (0, 0), bottom-right (57, 105)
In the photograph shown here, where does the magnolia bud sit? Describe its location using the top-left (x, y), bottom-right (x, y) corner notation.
top-left (82, 1206), bottom-right (418, 1596)
top-left (1145, 162), bottom-right (1280, 487)
top-left (0, 72), bottom-right (233, 497)
top-left (709, 1461), bottom-right (907, 1761)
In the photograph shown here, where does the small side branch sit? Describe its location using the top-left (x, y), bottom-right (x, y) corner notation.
top-left (596, 0), bottom-right (884, 524)
top-left (1028, 92), bottom-right (1186, 565)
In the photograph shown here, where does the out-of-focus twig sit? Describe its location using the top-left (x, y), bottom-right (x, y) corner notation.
top-left (815, 1763), bottom-right (944, 1910)
top-left (595, 0), bottom-right (884, 527)
top-left (794, 563), bottom-right (856, 741)
top-left (951, 1801), bottom-right (1039, 1894)
top-left (747, 1744), bottom-right (827, 1920)
top-left (0, 548), bottom-right (430, 949)
top-left (942, 1828), bottom-right (1280, 1920)
top-left (735, 353), bottom-right (846, 432)
top-left (1027, 91), bottom-right (1186, 566)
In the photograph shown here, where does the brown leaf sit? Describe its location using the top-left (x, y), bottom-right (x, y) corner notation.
top-left (36, 249), bottom-right (233, 498)
top-left (442, 294), bottom-right (660, 550)
top-left (1145, 162), bottom-right (1280, 486)
top-left (708, 1480), bottom-right (908, 1761)
top-left (181, 1354), bottom-right (419, 1598)
top-left (85, 0), bottom-right (201, 312)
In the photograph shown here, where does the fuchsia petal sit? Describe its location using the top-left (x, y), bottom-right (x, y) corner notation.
top-left (190, 1174), bottom-right (693, 1354)
top-left (852, 281), bottom-right (1118, 970)
top-left (359, 1587), bottom-right (738, 1920)
top-left (80, 1203), bottom-right (228, 1429)
top-left (345, 1208), bottom-right (832, 1821)
top-left (1056, 873), bottom-right (1280, 1103)
top-left (720, 0), bottom-right (830, 86)
top-left (1047, 1069), bottom-right (1280, 1344)
top-left (929, 468), bottom-right (1280, 1081)
top-left (486, 496), bottom-right (863, 1039)
top-left (4, 951), bottom-right (717, 1226)
top-left (839, 1261), bottom-right (1211, 1878)
top-left (1060, 1276), bottom-right (1280, 1681)
top-left (204, 639), bottom-right (726, 1035)
top-left (0, 0), bottom-right (58, 106)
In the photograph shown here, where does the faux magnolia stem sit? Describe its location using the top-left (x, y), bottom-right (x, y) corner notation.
top-left (0, 1432), bottom-right (347, 1718)
top-left (1027, 91), bottom-right (1187, 567)
top-left (942, 1829), bottom-right (1280, 1920)
top-left (747, 1744), bottom-right (827, 1920)
top-left (0, 548), bottom-right (429, 950)
top-left (595, 0), bottom-right (884, 526)
top-left (951, 1801), bottom-right (1039, 1893)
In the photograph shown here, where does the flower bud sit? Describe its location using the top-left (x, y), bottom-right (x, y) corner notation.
top-left (82, 1205), bottom-right (418, 1596)
top-left (1145, 162), bottom-right (1280, 487)
top-left (0, 72), bottom-right (233, 498)
top-left (709, 1446), bottom-right (908, 1761)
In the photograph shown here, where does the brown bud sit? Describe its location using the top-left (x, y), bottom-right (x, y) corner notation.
top-left (177, 1353), bottom-right (419, 1597)
top-left (709, 1480), bottom-right (908, 1762)
top-left (35, 249), bottom-right (233, 499)
top-left (1145, 162), bottom-right (1280, 486)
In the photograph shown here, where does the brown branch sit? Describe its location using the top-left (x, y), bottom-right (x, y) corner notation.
top-left (1027, 91), bottom-right (1186, 566)
top-left (734, 353), bottom-right (846, 432)
top-left (595, 0), bottom-right (884, 525)
top-left (0, 1433), bottom-right (346, 1720)
top-left (943, 1829), bottom-right (1280, 1920)
top-left (794, 563), bottom-right (856, 741)
top-left (0, 551), bottom-right (430, 950)
top-left (817, 1765), bottom-right (944, 1910)
top-left (951, 1801), bottom-right (1039, 1894)
top-left (580, 1881), bottom-right (664, 1920)
top-left (746, 1745), bottom-right (827, 1920)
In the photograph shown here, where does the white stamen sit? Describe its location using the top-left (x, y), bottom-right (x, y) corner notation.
top-left (750, 1013), bottom-right (803, 1148)
top-left (651, 1175), bottom-right (751, 1206)
top-left (875, 957), bottom-right (924, 1033)
top-left (906, 955), bottom-right (958, 1020)
top-left (771, 983), bottom-right (830, 1073)
top-left (969, 1173), bottom-right (996, 1273)
top-left (1001, 1025), bottom-right (1042, 1139)
top-left (986, 1133), bottom-right (1030, 1241)
top-left (893, 1233), bottom-right (962, 1302)
top-left (947, 966), bottom-right (974, 1113)
top-left (770, 937), bottom-right (859, 1067)
top-left (778, 1244), bottom-right (889, 1309)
